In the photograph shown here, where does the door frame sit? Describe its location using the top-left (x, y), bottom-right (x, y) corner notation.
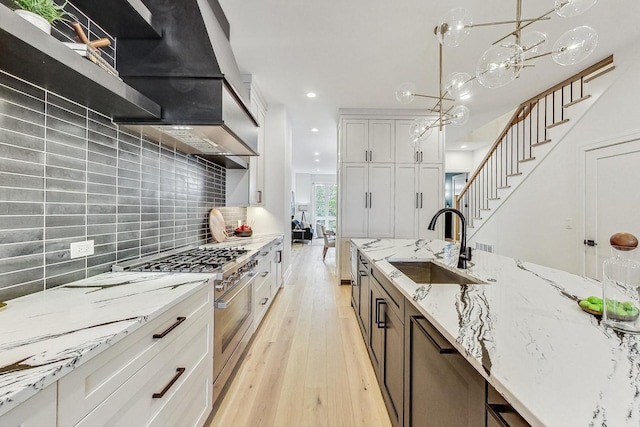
top-left (577, 130), bottom-right (640, 276)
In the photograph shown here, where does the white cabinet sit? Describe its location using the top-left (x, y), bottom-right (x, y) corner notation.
top-left (0, 384), bottom-right (56, 427)
top-left (58, 285), bottom-right (213, 427)
top-left (395, 120), bottom-right (443, 164)
top-left (341, 163), bottom-right (394, 239)
top-left (341, 119), bottom-right (394, 163)
top-left (253, 237), bottom-right (283, 332)
top-left (395, 164), bottom-right (443, 239)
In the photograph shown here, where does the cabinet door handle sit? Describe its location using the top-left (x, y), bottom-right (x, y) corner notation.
top-left (365, 192), bottom-right (368, 208)
top-left (260, 297), bottom-right (269, 305)
top-left (420, 151), bottom-right (423, 163)
top-left (275, 250), bottom-right (282, 263)
top-left (375, 298), bottom-right (386, 329)
top-left (416, 193), bottom-right (419, 209)
top-left (369, 150), bottom-right (373, 162)
top-left (153, 317), bottom-right (186, 339)
top-left (257, 190), bottom-right (263, 203)
top-left (260, 271), bottom-right (269, 278)
top-left (415, 151), bottom-right (418, 163)
top-left (365, 150), bottom-right (368, 162)
top-left (486, 403), bottom-right (515, 427)
top-left (369, 192), bottom-right (372, 208)
top-left (420, 192), bottom-right (423, 208)
top-left (152, 368), bottom-right (186, 398)
top-left (410, 315), bottom-right (455, 354)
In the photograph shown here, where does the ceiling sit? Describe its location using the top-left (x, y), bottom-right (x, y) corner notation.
top-left (217, 0), bottom-right (640, 175)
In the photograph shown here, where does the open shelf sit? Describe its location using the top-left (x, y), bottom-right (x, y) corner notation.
top-left (0, 4), bottom-right (161, 120)
top-left (69, 0), bottom-right (162, 39)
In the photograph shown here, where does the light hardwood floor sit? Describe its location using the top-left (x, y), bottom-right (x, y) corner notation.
top-left (211, 240), bottom-right (391, 427)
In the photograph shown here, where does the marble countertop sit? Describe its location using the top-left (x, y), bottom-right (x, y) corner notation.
top-left (353, 238), bottom-right (640, 427)
top-left (0, 234), bottom-right (282, 417)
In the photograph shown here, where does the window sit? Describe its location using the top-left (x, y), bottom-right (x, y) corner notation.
top-left (313, 183), bottom-right (337, 236)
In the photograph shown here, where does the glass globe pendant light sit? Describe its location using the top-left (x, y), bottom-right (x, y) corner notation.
top-left (552, 26), bottom-right (598, 66)
top-left (555, 0), bottom-right (597, 18)
top-left (476, 43), bottom-right (524, 88)
top-left (408, 119), bottom-right (433, 148)
top-left (435, 8), bottom-right (472, 47)
top-left (395, 82), bottom-right (416, 104)
top-left (448, 105), bottom-right (470, 127)
top-left (444, 72), bottom-right (473, 100)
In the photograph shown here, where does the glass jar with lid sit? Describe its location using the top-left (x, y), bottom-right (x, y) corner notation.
top-left (602, 232), bottom-right (640, 333)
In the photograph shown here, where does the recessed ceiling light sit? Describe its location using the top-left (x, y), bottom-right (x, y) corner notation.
top-left (311, 128), bottom-right (319, 132)
top-left (315, 159), bottom-right (320, 162)
top-left (306, 92), bottom-right (317, 98)
top-left (314, 152), bottom-right (320, 156)
top-left (317, 169), bottom-right (320, 172)
top-left (461, 144), bottom-right (468, 149)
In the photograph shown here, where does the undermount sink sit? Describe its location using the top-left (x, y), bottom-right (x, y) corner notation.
top-left (389, 261), bottom-right (485, 285)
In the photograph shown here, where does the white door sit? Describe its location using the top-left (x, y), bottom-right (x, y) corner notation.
top-left (395, 120), bottom-right (418, 164)
top-left (395, 164), bottom-right (419, 238)
top-left (342, 119), bottom-right (368, 163)
top-left (369, 120), bottom-right (395, 163)
top-left (418, 165), bottom-right (443, 240)
top-left (584, 139), bottom-right (640, 280)
top-left (368, 163), bottom-right (395, 238)
top-left (341, 163), bottom-right (368, 237)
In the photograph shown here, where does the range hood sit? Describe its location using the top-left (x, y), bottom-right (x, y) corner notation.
top-left (114, 0), bottom-right (258, 163)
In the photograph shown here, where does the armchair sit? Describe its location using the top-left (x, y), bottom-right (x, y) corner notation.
top-left (291, 219), bottom-right (314, 242)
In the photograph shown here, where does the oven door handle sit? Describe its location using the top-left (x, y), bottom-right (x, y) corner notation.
top-left (214, 273), bottom-right (257, 309)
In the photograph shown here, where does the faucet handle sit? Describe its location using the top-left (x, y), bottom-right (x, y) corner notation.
top-left (464, 246), bottom-right (473, 261)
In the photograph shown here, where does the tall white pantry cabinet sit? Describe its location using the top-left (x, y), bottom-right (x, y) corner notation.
top-left (338, 113), bottom-right (445, 281)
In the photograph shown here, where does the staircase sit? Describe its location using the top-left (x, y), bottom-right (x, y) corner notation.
top-left (456, 55), bottom-right (615, 237)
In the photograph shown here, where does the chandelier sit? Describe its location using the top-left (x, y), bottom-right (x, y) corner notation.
top-left (396, 0), bottom-right (599, 142)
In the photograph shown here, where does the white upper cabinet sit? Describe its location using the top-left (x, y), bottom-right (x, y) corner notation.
top-left (342, 119), bottom-right (369, 163)
top-left (396, 119), bottom-right (443, 164)
top-left (341, 119), bottom-right (394, 163)
top-left (369, 120), bottom-right (395, 163)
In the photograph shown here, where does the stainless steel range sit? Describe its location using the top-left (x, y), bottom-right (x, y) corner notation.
top-left (112, 246), bottom-right (259, 405)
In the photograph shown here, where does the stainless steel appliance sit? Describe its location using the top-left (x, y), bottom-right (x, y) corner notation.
top-left (112, 246), bottom-right (258, 405)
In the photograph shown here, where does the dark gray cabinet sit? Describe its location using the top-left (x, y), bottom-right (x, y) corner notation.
top-left (370, 266), bottom-right (404, 427)
top-left (486, 384), bottom-right (530, 427)
top-left (354, 254), bottom-right (370, 338)
top-left (404, 303), bottom-right (485, 427)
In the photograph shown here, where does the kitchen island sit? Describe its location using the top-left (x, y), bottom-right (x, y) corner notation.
top-left (353, 238), bottom-right (640, 427)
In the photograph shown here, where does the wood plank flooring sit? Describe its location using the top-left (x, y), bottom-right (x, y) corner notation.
top-left (211, 241), bottom-right (391, 427)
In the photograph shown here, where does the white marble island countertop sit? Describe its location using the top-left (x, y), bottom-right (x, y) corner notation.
top-left (353, 238), bottom-right (640, 427)
top-left (0, 271), bottom-right (214, 417)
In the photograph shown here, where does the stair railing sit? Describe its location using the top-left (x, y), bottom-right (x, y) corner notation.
top-left (455, 55), bottom-right (614, 234)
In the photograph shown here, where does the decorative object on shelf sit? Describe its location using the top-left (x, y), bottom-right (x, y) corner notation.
top-left (396, 0), bottom-right (599, 138)
top-left (602, 232), bottom-right (640, 334)
top-left (234, 224), bottom-right (253, 237)
top-left (12, 0), bottom-right (72, 34)
top-left (61, 22), bottom-right (119, 78)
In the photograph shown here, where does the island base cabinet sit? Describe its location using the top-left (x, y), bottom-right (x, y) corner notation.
top-left (404, 305), bottom-right (484, 427)
top-left (0, 383), bottom-right (56, 427)
top-left (370, 269), bottom-right (404, 427)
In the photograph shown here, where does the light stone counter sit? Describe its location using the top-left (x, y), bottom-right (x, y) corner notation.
top-left (353, 238), bottom-right (640, 427)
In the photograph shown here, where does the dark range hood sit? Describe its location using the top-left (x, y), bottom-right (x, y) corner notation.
top-left (115, 0), bottom-right (258, 163)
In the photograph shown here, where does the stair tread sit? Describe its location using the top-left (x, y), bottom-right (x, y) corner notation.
top-left (519, 157), bottom-right (536, 163)
top-left (497, 186), bottom-right (511, 189)
top-left (532, 139), bottom-right (552, 147)
top-left (563, 94), bottom-right (591, 108)
top-left (488, 198), bottom-right (500, 200)
top-left (507, 172), bottom-right (523, 177)
top-left (546, 118), bottom-right (570, 129)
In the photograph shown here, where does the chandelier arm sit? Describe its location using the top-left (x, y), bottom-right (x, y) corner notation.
top-left (524, 51), bottom-right (553, 61)
top-left (491, 8), bottom-right (555, 45)
top-left (414, 94), bottom-right (455, 101)
top-left (467, 17), bottom-right (550, 28)
top-left (522, 39), bottom-right (546, 52)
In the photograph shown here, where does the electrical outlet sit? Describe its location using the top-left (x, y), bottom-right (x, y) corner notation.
top-left (70, 240), bottom-right (94, 259)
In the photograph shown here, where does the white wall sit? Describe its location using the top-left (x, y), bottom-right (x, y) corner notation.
top-left (469, 47), bottom-right (640, 274)
top-left (445, 151), bottom-right (473, 172)
top-left (248, 105), bottom-right (293, 280)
